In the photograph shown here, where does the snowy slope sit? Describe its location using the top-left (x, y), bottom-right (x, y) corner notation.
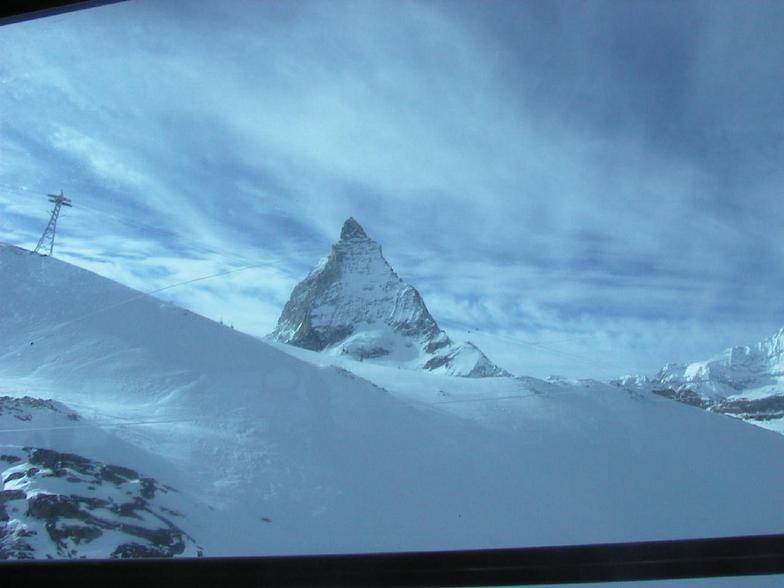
top-left (614, 327), bottom-right (784, 433)
top-left (271, 218), bottom-right (509, 377)
top-left (0, 396), bottom-right (207, 559)
top-left (1, 243), bottom-right (784, 560)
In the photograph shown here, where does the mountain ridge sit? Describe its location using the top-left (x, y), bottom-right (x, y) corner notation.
top-left (613, 326), bottom-right (784, 433)
top-left (271, 218), bottom-right (510, 377)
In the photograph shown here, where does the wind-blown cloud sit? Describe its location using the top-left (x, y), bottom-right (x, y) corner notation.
top-left (1, 0), bottom-right (783, 378)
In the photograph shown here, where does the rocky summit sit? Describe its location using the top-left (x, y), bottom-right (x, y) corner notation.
top-left (271, 218), bottom-right (509, 377)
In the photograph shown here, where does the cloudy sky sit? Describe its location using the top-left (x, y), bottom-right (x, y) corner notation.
top-left (1, 0), bottom-right (783, 379)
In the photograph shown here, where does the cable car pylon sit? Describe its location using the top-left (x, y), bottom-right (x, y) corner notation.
top-left (34, 191), bottom-right (72, 256)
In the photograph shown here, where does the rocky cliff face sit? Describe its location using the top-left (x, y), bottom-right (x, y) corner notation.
top-left (613, 327), bottom-right (784, 433)
top-left (271, 218), bottom-right (509, 377)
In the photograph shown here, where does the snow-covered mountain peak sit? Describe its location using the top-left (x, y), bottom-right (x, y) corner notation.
top-left (271, 220), bottom-right (509, 377)
top-left (339, 216), bottom-right (369, 241)
top-left (615, 324), bottom-right (784, 433)
top-left (758, 327), bottom-right (784, 359)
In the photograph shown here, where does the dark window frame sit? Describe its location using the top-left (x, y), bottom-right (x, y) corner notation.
top-left (1, 534), bottom-right (784, 586)
top-left (2, 2), bottom-right (782, 586)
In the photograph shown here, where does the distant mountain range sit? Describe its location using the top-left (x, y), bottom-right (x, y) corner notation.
top-left (614, 328), bottom-right (784, 434)
top-left (271, 218), bottom-right (509, 377)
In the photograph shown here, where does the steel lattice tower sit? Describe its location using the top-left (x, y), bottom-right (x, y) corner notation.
top-left (34, 191), bottom-right (72, 256)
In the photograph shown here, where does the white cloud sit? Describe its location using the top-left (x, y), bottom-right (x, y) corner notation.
top-left (1, 0), bottom-right (783, 379)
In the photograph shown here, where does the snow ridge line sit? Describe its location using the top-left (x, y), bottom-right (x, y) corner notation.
top-left (19, 261), bottom-right (266, 348)
top-left (0, 382), bottom-right (596, 434)
top-left (0, 415), bottom-right (249, 434)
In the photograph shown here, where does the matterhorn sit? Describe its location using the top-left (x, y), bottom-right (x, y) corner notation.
top-left (271, 218), bottom-right (509, 377)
